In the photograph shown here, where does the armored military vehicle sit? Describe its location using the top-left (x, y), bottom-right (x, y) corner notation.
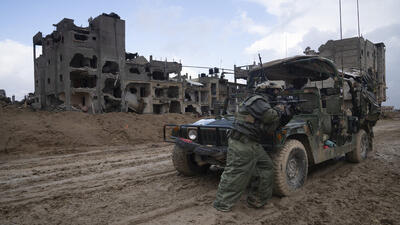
top-left (164, 55), bottom-right (380, 196)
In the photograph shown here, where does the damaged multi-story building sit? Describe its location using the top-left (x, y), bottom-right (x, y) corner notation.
top-left (304, 37), bottom-right (386, 104)
top-left (32, 13), bottom-right (246, 114)
top-left (183, 70), bottom-right (247, 115)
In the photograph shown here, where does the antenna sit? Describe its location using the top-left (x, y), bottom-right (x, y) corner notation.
top-left (339, 0), bottom-right (343, 40)
top-left (339, 0), bottom-right (345, 110)
top-left (357, 0), bottom-right (361, 37)
top-left (285, 33), bottom-right (288, 57)
top-left (339, 0), bottom-right (343, 72)
top-left (339, 0), bottom-right (344, 74)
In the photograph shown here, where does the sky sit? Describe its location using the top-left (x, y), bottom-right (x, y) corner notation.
top-left (0, 0), bottom-right (399, 107)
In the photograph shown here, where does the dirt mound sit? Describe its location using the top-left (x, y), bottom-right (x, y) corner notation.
top-left (381, 111), bottom-right (400, 119)
top-left (0, 105), bottom-right (198, 154)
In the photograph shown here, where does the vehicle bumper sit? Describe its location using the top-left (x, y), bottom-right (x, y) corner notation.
top-left (175, 138), bottom-right (228, 157)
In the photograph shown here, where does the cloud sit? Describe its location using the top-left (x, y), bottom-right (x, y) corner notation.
top-left (297, 28), bottom-right (337, 51)
top-left (230, 11), bottom-right (270, 35)
top-left (245, 31), bottom-right (303, 56)
top-left (132, 5), bottom-right (184, 34)
top-left (128, 4), bottom-right (223, 60)
top-left (245, 0), bottom-right (400, 53)
top-left (243, 0), bottom-right (342, 55)
top-left (0, 39), bottom-right (33, 100)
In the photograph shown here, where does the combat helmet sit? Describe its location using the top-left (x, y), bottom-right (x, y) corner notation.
top-left (255, 81), bottom-right (282, 92)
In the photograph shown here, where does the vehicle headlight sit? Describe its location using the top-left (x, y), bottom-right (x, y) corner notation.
top-left (188, 129), bottom-right (197, 140)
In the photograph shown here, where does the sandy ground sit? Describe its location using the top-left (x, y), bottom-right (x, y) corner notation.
top-left (0, 105), bottom-right (399, 225)
top-left (0, 102), bottom-right (198, 155)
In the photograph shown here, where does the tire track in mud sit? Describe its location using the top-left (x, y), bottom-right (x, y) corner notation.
top-left (112, 177), bottom-right (220, 225)
top-left (0, 144), bottom-right (172, 179)
top-left (1, 164), bottom-right (178, 210)
top-left (0, 151), bottom-right (171, 188)
top-left (0, 144), bottom-right (177, 209)
top-left (1, 159), bottom-right (170, 203)
top-left (113, 198), bottom-right (199, 225)
top-left (0, 143), bottom-right (172, 169)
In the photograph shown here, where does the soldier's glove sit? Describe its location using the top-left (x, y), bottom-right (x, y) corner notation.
top-left (287, 104), bottom-right (297, 115)
top-left (274, 104), bottom-right (285, 113)
top-left (280, 105), bottom-right (293, 126)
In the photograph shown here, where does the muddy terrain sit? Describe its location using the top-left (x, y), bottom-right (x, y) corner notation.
top-left (0, 106), bottom-right (399, 224)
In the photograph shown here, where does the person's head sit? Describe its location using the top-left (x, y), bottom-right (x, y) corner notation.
top-left (255, 81), bottom-right (282, 96)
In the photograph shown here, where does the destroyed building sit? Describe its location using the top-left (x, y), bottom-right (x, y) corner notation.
top-left (189, 71), bottom-right (247, 115)
top-left (310, 37), bottom-right (386, 104)
top-left (32, 13), bottom-right (246, 114)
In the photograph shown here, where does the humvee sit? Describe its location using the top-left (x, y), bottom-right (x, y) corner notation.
top-left (164, 55), bottom-right (380, 196)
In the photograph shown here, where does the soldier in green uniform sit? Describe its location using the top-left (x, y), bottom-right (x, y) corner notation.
top-left (213, 82), bottom-right (290, 212)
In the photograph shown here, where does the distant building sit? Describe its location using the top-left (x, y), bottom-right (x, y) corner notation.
top-left (317, 37), bottom-right (386, 104)
top-left (381, 106), bottom-right (395, 112)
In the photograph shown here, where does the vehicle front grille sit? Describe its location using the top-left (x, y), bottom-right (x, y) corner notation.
top-left (198, 127), bottom-right (229, 146)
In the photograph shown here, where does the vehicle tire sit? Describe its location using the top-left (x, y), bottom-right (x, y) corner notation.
top-left (345, 129), bottom-right (369, 163)
top-left (172, 144), bottom-right (209, 176)
top-left (272, 139), bottom-right (308, 196)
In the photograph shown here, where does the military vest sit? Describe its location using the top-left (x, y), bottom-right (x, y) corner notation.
top-left (233, 94), bottom-right (279, 140)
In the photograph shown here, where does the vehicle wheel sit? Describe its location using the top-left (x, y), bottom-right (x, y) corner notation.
top-left (272, 139), bottom-right (308, 196)
top-left (346, 129), bottom-right (369, 163)
top-left (172, 144), bottom-right (209, 176)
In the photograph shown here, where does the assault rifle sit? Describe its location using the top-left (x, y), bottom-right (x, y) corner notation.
top-left (269, 96), bottom-right (309, 116)
top-left (266, 96), bottom-right (307, 126)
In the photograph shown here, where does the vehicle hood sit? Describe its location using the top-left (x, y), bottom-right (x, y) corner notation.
top-left (189, 117), bottom-right (234, 128)
top-left (187, 116), bottom-right (306, 130)
top-left (283, 119), bottom-right (307, 130)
